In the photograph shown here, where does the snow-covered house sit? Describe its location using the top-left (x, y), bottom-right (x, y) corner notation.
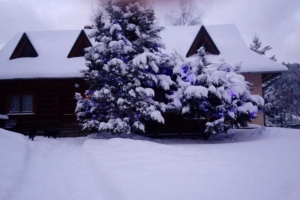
top-left (160, 24), bottom-right (288, 126)
top-left (0, 29), bottom-right (93, 135)
top-left (0, 24), bottom-right (288, 136)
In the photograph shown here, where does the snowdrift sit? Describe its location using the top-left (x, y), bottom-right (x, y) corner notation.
top-left (0, 129), bottom-right (28, 199)
top-left (1, 127), bottom-right (300, 200)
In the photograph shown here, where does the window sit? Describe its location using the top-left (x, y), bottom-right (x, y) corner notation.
top-left (67, 30), bottom-right (92, 58)
top-left (9, 94), bottom-right (33, 113)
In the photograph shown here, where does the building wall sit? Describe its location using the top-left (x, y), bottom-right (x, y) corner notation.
top-left (0, 78), bottom-right (88, 136)
top-left (242, 73), bottom-right (264, 126)
top-left (0, 74), bottom-right (266, 136)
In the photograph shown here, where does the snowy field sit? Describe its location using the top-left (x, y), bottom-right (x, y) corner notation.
top-left (0, 127), bottom-right (300, 200)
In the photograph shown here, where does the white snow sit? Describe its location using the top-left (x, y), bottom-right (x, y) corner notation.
top-left (182, 106), bottom-right (190, 114)
top-left (238, 102), bottom-right (258, 113)
top-left (210, 70), bottom-right (226, 84)
top-left (0, 114), bottom-right (8, 120)
top-left (132, 52), bottom-right (160, 72)
top-left (99, 118), bottom-right (130, 134)
top-left (157, 74), bottom-right (175, 90)
top-left (135, 87), bottom-right (155, 97)
top-left (150, 110), bottom-right (164, 123)
top-left (160, 26), bottom-right (199, 57)
top-left (108, 40), bottom-right (125, 49)
top-left (184, 85), bottom-right (208, 98)
top-left (0, 129), bottom-right (27, 199)
top-left (1, 127), bottom-right (300, 200)
top-left (110, 24), bottom-right (122, 35)
top-left (133, 121), bottom-right (145, 132)
top-left (161, 25), bottom-right (288, 73)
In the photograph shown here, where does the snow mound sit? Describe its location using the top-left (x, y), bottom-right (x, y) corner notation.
top-left (0, 114), bottom-right (8, 120)
top-left (82, 127), bottom-right (300, 200)
top-left (1, 128), bottom-right (300, 200)
top-left (0, 129), bottom-right (28, 199)
top-left (207, 125), bottom-right (265, 143)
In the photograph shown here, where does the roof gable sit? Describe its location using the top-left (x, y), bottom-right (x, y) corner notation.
top-left (161, 24), bottom-right (288, 73)
top-left (10, 33), bottom-right (38, 60)
top-left (186, 26), bottom-right (220, 57)
top-left (68, 30), bottom-right (92, 58)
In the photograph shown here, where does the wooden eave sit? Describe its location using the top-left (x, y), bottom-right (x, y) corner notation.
top-left (262, 72), bottom-right (282, 83)
top-left (10, 33), bottom-right (38, 60)
top-left (67, 30), bottom-right (92, 58)
top-left (186, 26), bottom-right (220, 57)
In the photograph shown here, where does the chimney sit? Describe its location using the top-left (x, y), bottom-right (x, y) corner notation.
top-left (84, 25), bottom-right (94, 29)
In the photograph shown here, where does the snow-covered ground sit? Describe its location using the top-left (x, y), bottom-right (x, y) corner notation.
top-left (1, 127), bottom-right (300, 200)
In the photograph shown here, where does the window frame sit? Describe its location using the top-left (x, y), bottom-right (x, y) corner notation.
top-left (7, 93), bottom-right (35, 114)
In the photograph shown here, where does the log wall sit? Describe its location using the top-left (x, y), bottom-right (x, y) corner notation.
top-left (0, 78), bottom-right (88, 136)
top-left (243, 73), bottom-right (264, 126)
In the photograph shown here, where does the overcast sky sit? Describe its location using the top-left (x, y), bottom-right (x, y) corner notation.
top-left (0, 0), bottom-right (299, 63)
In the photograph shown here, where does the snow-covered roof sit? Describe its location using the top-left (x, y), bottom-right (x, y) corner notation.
top-left (161, 24), bottom-right (288, 73)
top-left (0, 24), bottom-right (287, 80)
top-left (160, 26), bottom-right (199, 58)
top-left (0, 29), bottom-right (94, 80)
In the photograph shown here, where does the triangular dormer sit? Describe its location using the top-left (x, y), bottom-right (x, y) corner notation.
top-left (10, 33), bottom-right (38, 60)
top-left (186, 26), bottom-right (220, 57)
top-left (67, 30), bottom-right (92, 58)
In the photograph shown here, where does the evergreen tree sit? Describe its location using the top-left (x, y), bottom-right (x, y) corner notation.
top-left (265, 63), bottom-right (300, 126)
top-left (76, 0), bottom-right (174, 135)
top-left (171, 47), bottom-right (264, 139)
top-left (250, 35), bottom-right (277, 61)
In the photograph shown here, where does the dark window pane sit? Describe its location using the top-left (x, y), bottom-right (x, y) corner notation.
top-left (22, 95), bottom-right (33, 112)
top-left (9, 95), bottom-right (20, 112)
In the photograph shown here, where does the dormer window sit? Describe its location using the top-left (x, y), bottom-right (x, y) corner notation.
top-left (186, 26), bottom-right (220, 57)
top-left (68, 30), bottom-right (92, 58)
top-left (10, 33), bottom-right (38, 60)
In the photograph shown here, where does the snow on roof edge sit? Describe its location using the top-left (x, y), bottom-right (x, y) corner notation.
top-left (203, 24), bottom-right (288, 73)
top-left (0, 30), bottom-right (91, 80)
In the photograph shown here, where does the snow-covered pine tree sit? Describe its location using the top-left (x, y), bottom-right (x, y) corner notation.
top-left (171, 47), bottom-right (264, 139)
top-left (76, 0), bottom-right (174, 135)
top-left (250, 35), bottom-right (277, 61)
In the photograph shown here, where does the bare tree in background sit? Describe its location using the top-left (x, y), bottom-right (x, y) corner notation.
top-left (165, 0), bottom-right (202, 26)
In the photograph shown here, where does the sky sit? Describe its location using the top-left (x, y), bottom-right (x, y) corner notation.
top-left (0, 0), bottom-right (299, 63)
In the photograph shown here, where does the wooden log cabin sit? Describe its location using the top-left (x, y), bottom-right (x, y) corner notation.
top-left (0, 25), bottom-right (287, 137)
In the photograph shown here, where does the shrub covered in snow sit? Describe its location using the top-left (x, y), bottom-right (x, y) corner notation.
top-left (76, 0), bottom-right (174, 135)
top-left (171, 47), bottom-right (264, 139)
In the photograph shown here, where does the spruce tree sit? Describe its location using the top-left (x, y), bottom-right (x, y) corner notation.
top-left (76, 0), bottom-right (174, 135)
top-left (171, 47), bottom-right (264, 139)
